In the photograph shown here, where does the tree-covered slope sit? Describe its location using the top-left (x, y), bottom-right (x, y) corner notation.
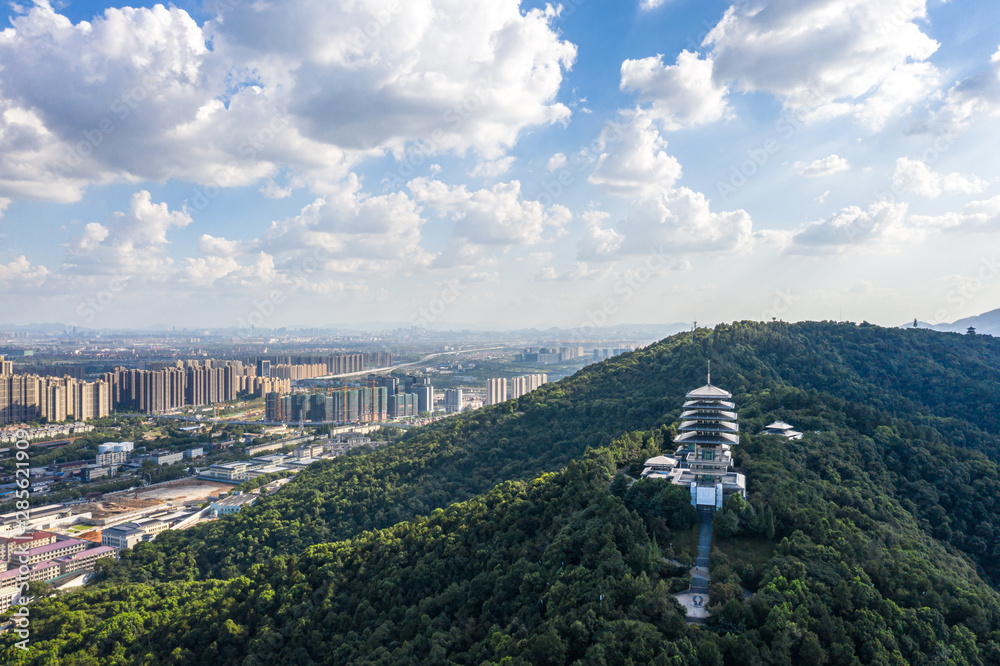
top-left (5, 321), bottom-right (1000, 664)
top-left (106, 322), bottom-right (1000, 584)
top-left (5, 420), bottom-right (1000, 665)
top-left (710, 322), bottom-right (1000, 451)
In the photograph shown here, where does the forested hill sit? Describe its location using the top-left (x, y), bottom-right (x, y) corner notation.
top-left (6, 409), bottom-right (1000, 664)
top-left (109, 321), bottom-right (1000, 583)
top-left (4, 321), bottom-right (1000, 664)
top-left (712, 321), bottom-right (1000, 445)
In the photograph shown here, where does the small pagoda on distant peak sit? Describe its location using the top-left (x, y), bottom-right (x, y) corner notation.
top-left (641, 362), bottom-right (747, 510)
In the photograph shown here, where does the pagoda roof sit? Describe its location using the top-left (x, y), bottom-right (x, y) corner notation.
top-left (674, 431), bottom-right (739, 446)
top-left (678, 421), bottom-right (738, 433)
top-left (680, 409), bottom-right (737, 420)
top-left (682, 399), bottom-right (735, 409)
top-left (764, 421), bottom-right (803, 438)
top-left (643, 455), bottom-right (678, 468)
top-left (685, 384), bottom-right (733, 399)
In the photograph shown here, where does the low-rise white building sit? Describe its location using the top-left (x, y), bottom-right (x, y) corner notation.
top-left (200, 461), bottom-right (257, 482)
top-left (101, 524), bottom-right (146, 551)
top-left (151, 450), bottom-right (184, 465)
top-left (210, 492), bottom-right (257, 517)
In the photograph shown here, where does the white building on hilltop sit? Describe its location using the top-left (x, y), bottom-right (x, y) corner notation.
top-left (641, 369), bottom-right (746, 510)
top-left (763, 421), bottom-right (803, 439)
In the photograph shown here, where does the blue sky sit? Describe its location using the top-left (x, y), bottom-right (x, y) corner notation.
top-left (2, 0), bottom-right (1000, 331)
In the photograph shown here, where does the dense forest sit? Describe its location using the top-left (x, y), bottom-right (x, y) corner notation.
top-left (4, 321), bottom-right (1000, 664)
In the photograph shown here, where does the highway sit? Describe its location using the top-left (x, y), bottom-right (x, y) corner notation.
top-left (314, 345), bottom-right (510, 379)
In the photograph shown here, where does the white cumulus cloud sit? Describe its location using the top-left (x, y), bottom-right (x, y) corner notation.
top-left (910, 195), bottom-right (1000, 231)
top-left (0, 255), bottom-right (49, 287)
top-left (892, 157), bottom-right (989, 198)
top-left (409, 178), bottom-right (571, 247)
top-left (935, 45), bottom-right (1000, 129)
top-left (588, 112), bottom-right (683, 197)
top-left (617, 187), bottom-right (753, 255)
top-left (469, 157), bottom-right (517, 179)
top-left (0, 0), bottom-right (577, 201)
top-left (788, 200), bottom-right (920, 253)
top-left (796, 155), bottom-right (850, 178)
top-left (546, 153), bottom-right (567, 172)
top-left (620, 50), bottom-right (730, 130)
top-left (577, 210), bottom-right (624, 261)
top-left (63, 190), bottom-right (192, 277)
top-left (705, 0), bottom-right (940, 129)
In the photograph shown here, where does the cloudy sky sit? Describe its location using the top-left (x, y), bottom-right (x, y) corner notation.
top-left (2, 0), bottom-right (1000, 331)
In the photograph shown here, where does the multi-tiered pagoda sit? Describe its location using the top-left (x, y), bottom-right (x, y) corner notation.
top-left (641, 367), bottom-right (746, 509)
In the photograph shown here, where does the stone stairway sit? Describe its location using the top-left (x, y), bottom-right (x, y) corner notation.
top-left (674, 508), bottom-right (714, 623)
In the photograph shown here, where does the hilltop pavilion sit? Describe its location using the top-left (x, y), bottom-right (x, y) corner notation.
top-left (641, 369), bottom-right (746, 510)
top-left (763, 420), bottom-right (803, 439)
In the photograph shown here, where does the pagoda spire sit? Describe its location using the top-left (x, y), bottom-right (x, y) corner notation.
top-left (707, 360), bottom-right (711, 386)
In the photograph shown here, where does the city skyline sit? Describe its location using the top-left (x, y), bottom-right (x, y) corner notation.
top-left (2, 1), bottom-right (1000, 330)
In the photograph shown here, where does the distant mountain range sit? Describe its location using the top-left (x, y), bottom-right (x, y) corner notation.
top-left (9, 311), bottom-right (1000, 339)
top-left (903, 307), bottom-right (1000, 336)
top-left (0, 321), bottom-right (692, 340)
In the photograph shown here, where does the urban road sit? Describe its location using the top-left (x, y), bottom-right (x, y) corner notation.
top-left (314, 345), bottom-right (510, 379)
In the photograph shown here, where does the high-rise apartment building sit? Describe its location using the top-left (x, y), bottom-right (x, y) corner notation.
top-left (407, 385), bottom-right (433, 414)
top-left (388, 392), bottom-right (417, 418)
top-left (510, 374), bottom-right (548, 400)
top-left (485, 378), bottom-right (507, 406)
top-left (444, 389), bottom-right (463, 413)
top-left (0, 373), bottom-right (110, 424)
top-left (265, 391), bottom-right (284, 422)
